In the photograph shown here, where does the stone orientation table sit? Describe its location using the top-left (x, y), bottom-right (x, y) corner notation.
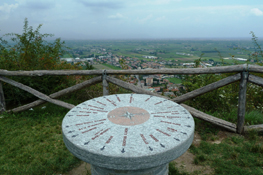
top-left (62, 94), bottom-right (195, 175)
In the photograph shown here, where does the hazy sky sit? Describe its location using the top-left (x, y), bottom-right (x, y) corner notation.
top-left (1, 0), bottom-right (263, 40)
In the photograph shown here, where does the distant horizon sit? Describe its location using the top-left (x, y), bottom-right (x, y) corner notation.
top-left (3, 35), bottom-right (261, 42)
top-left (60, 37), bottom-right (256, 41)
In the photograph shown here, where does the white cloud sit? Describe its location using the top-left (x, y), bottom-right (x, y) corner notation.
top-left (131, 0), bottom-right (181, 6)
top-left (78, 0), bottom-right (124, 9)
top-left (155, 16), bottom-right (166, 21)
top-left (108, 13), bottom-right (124, 19)
top-left (179, 5), bottom-right (248, 12)
top-left (138, 14), bottom-right (153, 24)
top-left (0, 3), bottom-right (18, 13)
top-left (250, 8), bottom-right (263, 16)
top-left (151, 0), bottom-right (181, 5)
top-left (0, 3), bottom-right (19, 21)
top-left (23, 1), bottom-right (54, 10)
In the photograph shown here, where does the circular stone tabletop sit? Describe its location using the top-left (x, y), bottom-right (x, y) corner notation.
top-left (62, 94), bottom-right (195, 170)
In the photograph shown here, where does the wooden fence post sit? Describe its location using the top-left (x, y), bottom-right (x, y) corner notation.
top-left (0, 81), bottom-right (6, 113)
top-left (135, 75), bottom-right (143, 88)
top-left (237, 71), bottom-right (248, 134)
top-left (102, 70), bottom-right (109, 96)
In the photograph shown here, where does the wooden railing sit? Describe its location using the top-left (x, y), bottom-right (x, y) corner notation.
top-left (0, 64), bottom-right (263, 134)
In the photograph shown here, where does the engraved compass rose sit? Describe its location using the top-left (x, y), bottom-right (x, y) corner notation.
top-left (107, 106), bottom-right (150, 126)
top-left (121, 112), bottom-right (134, 120)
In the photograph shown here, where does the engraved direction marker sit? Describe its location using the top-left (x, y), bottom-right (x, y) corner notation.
top-left (122, 128), bottom-right (128, 147)
top-left (107, 106), bottom-right (150, 126)
top-left (145, 96), bottom-right (152, 102)
top-left (62, 94), bottom-right (195, 170)
top-left (154, 99), bottom-right (167, 105)
top-left (129, 94), bottom-right (134, 103)
top-left (106, 136), bottom-right (113, 144)
top-left (115, 95), bottom-right (121, 102)
top-left (104, 97), bottom-right (117, 106)
top-left (100, 146), bottom-right (105, 150)
top-left (84, 141), bottom-right (90, 145)
top-left (140, 134), bottom-right (148, 144)
top-left (96, 101), bottom-right (106, 106)
top-left (88, 105), bottom-right (104, 110)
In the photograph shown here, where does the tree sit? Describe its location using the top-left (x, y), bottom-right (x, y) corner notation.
top-left (0, 18), bottom-right (80, 105)
top-left (0, 18), bottom-right (68, 71)
top-left (84, 62), bottom-right (94, 70)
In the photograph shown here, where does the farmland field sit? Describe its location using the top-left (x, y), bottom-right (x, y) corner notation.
top-left (64, 39), bottom-right (263, 65)
top-left (167, 77), bottom-right (182, 84)
top-left (93, 64), bottom-right (121, 70)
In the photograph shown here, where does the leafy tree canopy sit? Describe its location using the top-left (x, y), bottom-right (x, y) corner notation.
top-left (0, 18), bottom-right (81, 105)
top-left (0, 18), bottom-right (70, 71)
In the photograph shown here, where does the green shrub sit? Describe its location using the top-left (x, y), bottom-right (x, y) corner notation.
top-left (180, 73), bottom-right (239, 113)
top-left (0, 18), bottom-right (81, 106)
top-left (179, 32), bottom-right (263, 114)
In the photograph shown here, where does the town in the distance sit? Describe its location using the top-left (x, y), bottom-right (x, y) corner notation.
top-left (60, 39), bottom-right (263, 98)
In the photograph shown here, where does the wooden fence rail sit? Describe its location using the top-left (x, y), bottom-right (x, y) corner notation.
top-left (1, 64), bottom-right (262, 76)
top-left (173, 73), bottom-right (241, 103)
top-left (7, 76), bottom-right (102, 113)
top-left (0, 64), bottom-right (263, 134)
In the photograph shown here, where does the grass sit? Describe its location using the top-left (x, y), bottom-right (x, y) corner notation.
top-left (169, 162), bottom-right (189, 175)
top-left (190, 133), bottom-right (263, 175)
top-left (167, 77), bottom-right (182, 84)
top-left (206, 109), bottom-right (263, 125)
top-left (0, 103), bottom-right (81, 175)
top-left (1, 103), bottom-right (262, 175)
top-left (245, 110), bottom-right (263, 125)
top-left (101, 63), bottom-right (122, 70)
top-left (93, 63), bottom-right (122, 70)
top-left (189, 118), bottom-right (263, 175)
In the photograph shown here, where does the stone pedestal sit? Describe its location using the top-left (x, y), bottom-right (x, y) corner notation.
top-left (91, 164), bottom-right (168, 175)
top-left (62, 94), bottom-right (194, 175)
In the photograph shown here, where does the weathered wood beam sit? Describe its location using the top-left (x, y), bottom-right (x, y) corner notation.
top-left (248, 74), bottom-right (263, 87)
top-left (244, 124), bottom-right (263, 133)
top-left (249, 65), bottom-right (263, 73)
top-left (237, 72), bottom-right (248, 134)
top-left (106, 65), bottom-right (244, 74)
top-left (135, 75), bottom-right (143, 88)
top-left (0, 76), bottom-right (74, 110)
top-left (106, 76), bottom-right (166, 99)
top-left (0, 69), bottom-right (103, 76)
top-left (8, 76), bottom-right (102, 113)
top-left (181, 104), bottom-right (237, 132)
top-left (107, 76), bottom-right (237, 132)
top-left (102, 70), bottom-right (109, 96)
top-left (0, 81), bottom-right (6, 113)
top-left (50, 76), bottom-right (102, 99)
top-left (173, 73), bottom-right (241, 103)
top-left (0, 64), bottom-right (252, 76)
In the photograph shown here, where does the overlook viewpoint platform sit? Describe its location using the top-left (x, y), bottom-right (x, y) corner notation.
top-left (0, 64), bottom-right (263, 134)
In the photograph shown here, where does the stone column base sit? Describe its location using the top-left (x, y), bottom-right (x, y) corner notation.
top-left (91, 163), bottom-right (168, 175)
